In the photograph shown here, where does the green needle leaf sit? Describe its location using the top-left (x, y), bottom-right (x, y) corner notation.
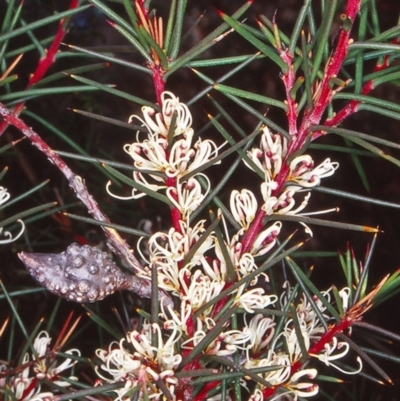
top-left (67, 74), bottom-right (157, 108)
top-left (217, 11), bottom-right (287, 72)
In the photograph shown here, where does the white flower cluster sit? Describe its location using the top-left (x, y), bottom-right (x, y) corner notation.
top-left (96, 283), bottom-right (356, 401)
top-left (107, 91), bottom-right (221, 222)
top-left (246, 126), bottom-right (338, 217)
top-left (0, 331), bottom-right (80, 401)
top-left (96, 322), bottom-right (182, 401)
top-left (97, 93), bottom-right (347, 400)
top-left (0, 186), bottom-right (25, 244)
top-left (245, 284), bottom-right (359, 401)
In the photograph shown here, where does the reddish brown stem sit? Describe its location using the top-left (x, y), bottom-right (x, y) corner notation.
top-left (241, 208), bottom-right (265, 256)
top-left (279, 0), bottom-right (360, 191)
top-left (153, 65), bottom-right (165, 105)
top-left (280, 50), bottom-right (298, 138)
top-left (28, 0), bottom-right (79, 87)
top-left (165, 175), bottom-right (182, 233)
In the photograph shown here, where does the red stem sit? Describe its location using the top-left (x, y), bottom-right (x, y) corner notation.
top-left (242, 0), bottom-right (361, 255)
top-left (193, 381), bottom-right (221, 401)
top-left (136, 0), bottom-right (149, 19)
top-left (280, 51), bottom-right (298, 138)
top-left (312, 38), bottom-right (397, 140)
top-left (0, 0), bottom-right (79, 137)
top-left (241, 209), bottom-right (265, 256)
top-left (153, 66), bottom-right (165, 105)
top-left (262, 318), bottom-right (353, 399)
top-left (137, 3), bottom-right (179, 230)
top-left (28, 0), bottom-right (79, 87)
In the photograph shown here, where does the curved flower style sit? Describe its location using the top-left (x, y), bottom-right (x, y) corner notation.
top-left (310, 337), bottom-right (362, 375)
top-left (32, 331), bottom-right (80, 384)
top-left (250, 221), bottom-right (282, 256)
top-left (166, 176), bottom-right (210, 221)
top-left (240, 281), bottom-right (369, 401)
top-left (0, 185), bottom-right (10, 205)
top-left (246, 314), bottom-right (275, 355)
top-left (282, 368), bottom-right (319, 400)
top-left (0, 186), bottom-right (25, 244)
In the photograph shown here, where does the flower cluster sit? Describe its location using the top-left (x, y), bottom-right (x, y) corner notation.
top-left (0, 331), bottom-right (80, 401)
top-left (246, 126), bottom-right (338, 218)
top-left (0, 185), bottom-right (25, 244)
top-left (107, 91), bottom-right (221, 222)
top-left (244, 284), bottom-right (360, 401)
top-left (96, 93), bottom-right (350, 401)
top-left (96, 322), bottom-right (182, 401)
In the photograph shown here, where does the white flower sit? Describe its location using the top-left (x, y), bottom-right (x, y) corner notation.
top-left (286, 324), bottom-right (310, 363)
top-left (214, 230), bottom-right (243, 276)
top-left (270, 319), bottom-right (310, 364)
top-left (11, 354), bottom-right (36, 401)
top-left (181, 319), bottom-right (251, 357)
top-left (0, 186), bottom-right (10, 205)
top-left (31, 331), bottom-right (80, 385)
top-left (96, 338), bottom-right (141, 382)
top-left (236, 287), bottom-right (277, 313)
top-left (168, 135), bottom-right (221, 177)
top-left (339, 287), bottom-right (351, 312)
top-left (230, 189), bottom-right (258, 229)
top-left (142, 220), bottom-right (215, 294)
top-left (284, 368), bottom-right (319, 399)
top-left (250, 221), bottom-right (282, 256)
top-left (246, 314), bottom-right (275, 355)
top-left (260, 181), bottom-right (279, 215)
top-left (129, 92), bottom-right (193, 138)
top-left (310, 337), bottom-right (362, 375)
top-left (276, 190), bottom-right (311, 216)
top-left (33, 331), bottom-right (51, 358)
top-left (289, 157), bottom-right (339, 188)
top-left (245, 127), bottom-right (338, 225)
top-left (124, 136), bottom-right (169, 172)
top-left (280, 288), bottom-right (328, 339)
top-left (119, 92), bottom-right (222, 201)
top-left (246, 126), bottom-right (287, 178)
top-left (163, 299), bottom-right (192, 334)
top-left (236, 253), bottom-right (260, 281)
top-left (245, 351), bottom-right (291, 386)
top-left (166, 176), bottom-right (209, 220)
top-left (2, 331), bottom-right (79, 401)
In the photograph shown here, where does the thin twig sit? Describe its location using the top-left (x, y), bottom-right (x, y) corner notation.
top-left (0, 102), bottom-right (173, 306)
